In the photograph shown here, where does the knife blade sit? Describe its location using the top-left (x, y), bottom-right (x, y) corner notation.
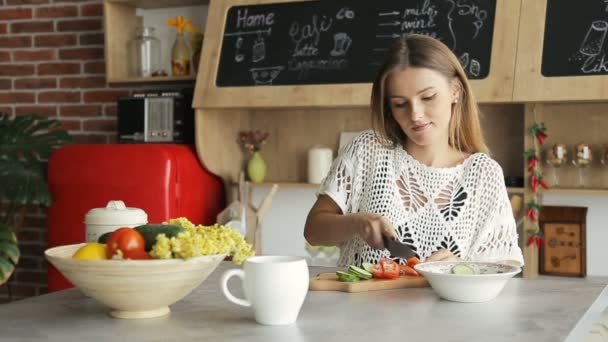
top-left (383, 236), bottom-right (416, 259)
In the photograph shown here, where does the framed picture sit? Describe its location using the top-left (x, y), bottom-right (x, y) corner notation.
top-left (539, 206), bottom-right (587, 277)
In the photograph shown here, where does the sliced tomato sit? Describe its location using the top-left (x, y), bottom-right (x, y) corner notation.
top-left (406, 256), bottom-right (421, 268)
top-left (379, 258), bottom-right (400, 279)
top-left (106, 227), bottom-right (148, 260)
top-left (399, 264), bottom-right (420, 277)
top-left (371, 263), bottom-right (384, 279)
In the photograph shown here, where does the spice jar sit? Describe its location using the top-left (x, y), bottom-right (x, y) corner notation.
top-left (547, 143), bottom-right (567, 167)
top-left (601, 146), bottom-right (608, 189)
top-left (602, 145), bottom-right (608, 165)
top-left (572, 143), bottom-right (593, 188)
top-left (574, 143), bottom-right (593, 167)
top-left (545, 143), bottom-right (568, 188)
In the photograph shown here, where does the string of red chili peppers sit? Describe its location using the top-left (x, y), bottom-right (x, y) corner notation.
top-left (523, 122), bottom-right (548, 248)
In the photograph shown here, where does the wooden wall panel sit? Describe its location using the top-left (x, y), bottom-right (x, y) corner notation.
top-left (196, 105), bottom-right (524, 186)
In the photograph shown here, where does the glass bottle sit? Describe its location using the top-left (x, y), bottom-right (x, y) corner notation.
top-left (171, 32), bottom-right (191, 76)
top-left (572, 143), bottom-right (593, 188)
top-left (131, 27), bottom-right (161, 77)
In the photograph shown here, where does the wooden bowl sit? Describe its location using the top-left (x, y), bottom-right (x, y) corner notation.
top-left (45, 243), bottom-right (226, 319)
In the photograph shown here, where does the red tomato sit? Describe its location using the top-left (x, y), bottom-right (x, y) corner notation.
top-left (371, 264), bottom-right (384, 279)
top-left (379, 258), bottom-right (400, 279)
top-left (399, 264), bottom-right (420, 277)
top-left (106, 227), bottom-right (149, 259)
top-left (406, 256), bottom-right (421, 268)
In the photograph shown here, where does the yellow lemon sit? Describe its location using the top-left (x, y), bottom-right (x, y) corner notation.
top-left (72, 243), bottom-right (108, 260)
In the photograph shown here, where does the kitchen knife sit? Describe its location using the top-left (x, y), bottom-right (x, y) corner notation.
top-left (383, 236), bottom-right (416, 259)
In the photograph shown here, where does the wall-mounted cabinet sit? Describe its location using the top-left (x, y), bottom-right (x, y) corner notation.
top-left (103, 0), bottom-right (209, 84)
top-left (514, 0), bottom-right (608, 102)
top-left (193, 0), bottom-right (521, 109)
top-left (192, 0), bottom-right (525, 187)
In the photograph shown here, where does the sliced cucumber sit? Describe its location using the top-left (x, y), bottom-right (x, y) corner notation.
top-left (361, 262), bottom-right (375, 273)
top-left (336, 271), bottom-right (360, 282)
top-left (451, 263), bottom-right (476, 275)
top-left (348, 265), bottom-right (373, 279)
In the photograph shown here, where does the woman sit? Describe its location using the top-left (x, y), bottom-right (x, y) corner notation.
top-left (304, 34), bottom-right (524, 267)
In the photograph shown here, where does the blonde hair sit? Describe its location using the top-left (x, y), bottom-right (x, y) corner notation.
top-left (370, 34), bottom-right (488, 154)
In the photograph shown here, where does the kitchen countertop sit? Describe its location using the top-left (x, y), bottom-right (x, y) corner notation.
top-left (0, 262), bottom-right (606, 342)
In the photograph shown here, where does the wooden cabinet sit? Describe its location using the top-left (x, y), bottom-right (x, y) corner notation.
top-left (103, 0), bottom-right (208, 84)
top-left (192, 0), bottom-right (525, 186)
top-left (514, 0), bottom-right (608, 102)
top-left (193, 0), bottom-right (521, 109)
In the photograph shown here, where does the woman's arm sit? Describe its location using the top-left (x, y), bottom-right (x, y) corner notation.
top-left (467, 159), bottom-right (524, 267)
top-left (304, 195), bottom-right (397, 249)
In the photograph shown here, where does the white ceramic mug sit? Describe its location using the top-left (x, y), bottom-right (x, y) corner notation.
top-left (220, 256), bottom-right (309, 325)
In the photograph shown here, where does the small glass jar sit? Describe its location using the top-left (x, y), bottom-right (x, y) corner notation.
top-left (573, 143), bottom-right (593, 166)
top-left (572, 143), bottom-right (593, 188)
top-left (130, 27), bottom-right (161, 77)
top-left (545, 143), bottom-right (567, 187)
top-left (601, 145), bottom-right (608, 188)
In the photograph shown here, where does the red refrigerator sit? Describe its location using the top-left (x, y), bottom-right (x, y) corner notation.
top-left (47, 144), bottom-right (225, 292)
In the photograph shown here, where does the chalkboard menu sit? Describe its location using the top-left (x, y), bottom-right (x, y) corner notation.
top-left (216, 0), bottom-right (496, 87)
top-left (542, 0), bottom-right (608, 77)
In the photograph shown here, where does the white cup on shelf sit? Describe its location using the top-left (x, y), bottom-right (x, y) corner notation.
top-left (307, 145), bottom-right (333, 184)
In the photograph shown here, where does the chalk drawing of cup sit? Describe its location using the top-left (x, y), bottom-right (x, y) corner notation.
top-left (330, 33), bottom-right (352, 57)
top-left (469, 59), bottom-right (480, 77)
top-left (250, 66), bottom-right (284, 85)
top-left (458, 53), bottom-right (470, 70)
top-left (252, 37), bottom-right (266, 63)
top-left (580, 21), bottom-right (608, 57)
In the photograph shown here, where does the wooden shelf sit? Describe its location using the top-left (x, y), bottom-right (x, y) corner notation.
top-left (232, 182), bottom-right (320, 189)
top-left (254, 182), bottom-right (320, 189)
top-left (106, 0), bottom-right (207, 9)
top-left (107, 76), bottom-right (196, 84)
top-left (103, 0), bottom-right (207, 85)
top-left (507, 187), bottom-right (525, 194)
top-left (234, 183), bottom-right (526, 192)
top-left (542, 188), bottom-right (608, 196)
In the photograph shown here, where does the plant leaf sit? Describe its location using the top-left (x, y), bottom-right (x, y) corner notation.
top-left (0, 158), bottom-right (50, 206)
top-left (0, 242), bottom-right (19, 264)
top-left (0, 224), bottom-right (18, 285)
top-left (0, 113), bottom-right (70, 206)
top-left (0, 230), bottom-right (16, 243)
top-left (0, 258), bottom-right (15, 285)
top-left (0, 113), bottom-right (72, 163)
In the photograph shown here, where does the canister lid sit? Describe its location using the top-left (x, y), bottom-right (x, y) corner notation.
top-left (84, 200), bottom-right (147, 225)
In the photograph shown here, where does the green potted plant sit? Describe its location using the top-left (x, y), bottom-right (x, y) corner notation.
top-left (0, 113), bottom-right (71, 292)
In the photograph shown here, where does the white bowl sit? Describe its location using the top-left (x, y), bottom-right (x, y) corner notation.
top-left (45, 243), bottom-right (226, 319)
top-left (414, 261), bottom-right (521, 303)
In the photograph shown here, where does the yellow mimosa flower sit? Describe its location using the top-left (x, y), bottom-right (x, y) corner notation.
top-left (166, 15), bottom-right (198, 34)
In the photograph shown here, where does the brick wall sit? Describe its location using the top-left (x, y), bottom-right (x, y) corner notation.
top-left (0, 0), bottom-right (186, 302)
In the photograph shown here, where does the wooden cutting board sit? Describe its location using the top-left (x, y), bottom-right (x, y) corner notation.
top-left (309, 272), bottom-right (429, 293)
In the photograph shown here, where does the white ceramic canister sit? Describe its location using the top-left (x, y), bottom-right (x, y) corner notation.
top-left (307, 145), bottom-right (333, 184)
top-left (84, 200), bottom-right (148, 242)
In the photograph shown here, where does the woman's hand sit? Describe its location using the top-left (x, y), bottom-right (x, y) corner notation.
top-left (352, 212), bottom-right (398, 249)
top-left (426, 248), bottom-right (461, 262)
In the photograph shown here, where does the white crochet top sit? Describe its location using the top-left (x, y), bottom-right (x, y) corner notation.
top-left (319, 130), bottom-right (524, 267)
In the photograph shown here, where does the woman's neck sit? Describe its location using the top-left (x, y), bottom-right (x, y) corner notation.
top-left (404, 141), bottom-right (464, 168)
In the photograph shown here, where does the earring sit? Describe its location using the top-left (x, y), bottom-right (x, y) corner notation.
top-left (453, 99), bottom-right (458, 104)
